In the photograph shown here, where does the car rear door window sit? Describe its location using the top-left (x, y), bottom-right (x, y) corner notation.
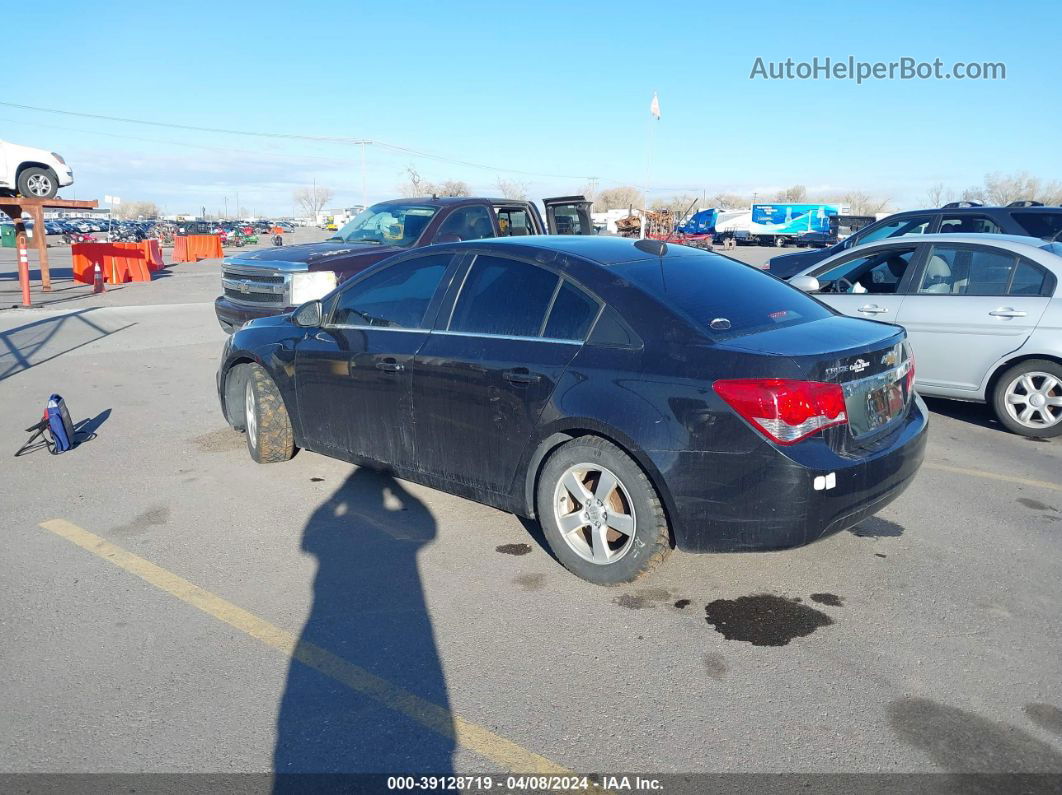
top-left (1009, 259), bottom-right (1050, 296)
top-left (331, 253), bottom-right (451, 328)
top-left (1012, 211), bottom-right (1062, 241)
top-left (496, 207), bottom-right (534, 236)
top-left (918, 245), bottom-right (1017, 296)
top-left (938, 214), bottom-right (1003, 234)
top-left (855, 214), bottom-right (934, 245)
top-left (433, 205), bottom-right (496, 242)
top-left (449, 255), bottom-right (559, 337)
top-left (543, 281), bottom-right (599, 341)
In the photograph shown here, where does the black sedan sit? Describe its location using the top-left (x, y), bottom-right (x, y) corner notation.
top-left (217, 236), bottom-right (927, 584)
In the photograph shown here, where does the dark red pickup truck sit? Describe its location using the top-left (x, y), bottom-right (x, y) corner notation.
top-left (215, 195), bottom-right (593, 333)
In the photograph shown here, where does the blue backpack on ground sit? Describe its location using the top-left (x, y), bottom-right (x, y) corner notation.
top-left (15, 394), bottom-right (77, 456)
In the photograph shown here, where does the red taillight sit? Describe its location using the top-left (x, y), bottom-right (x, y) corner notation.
top-left (714, 378), bottom-right (848, 445)
top-left (905, 351), bottom-right (916, 395)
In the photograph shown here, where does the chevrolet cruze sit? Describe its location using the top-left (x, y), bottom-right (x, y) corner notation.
top-left (218, 236), bottom-right (927, 584)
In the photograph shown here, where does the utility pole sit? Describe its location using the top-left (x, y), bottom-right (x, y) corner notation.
top-left (312, 177), bottom-right (317, 225)
top-left (236, 190), bottom-right (240, 220)
top-left (224, 196), bottom-right (228, 219)
top-left (360, 142), bottom-right (367, 210)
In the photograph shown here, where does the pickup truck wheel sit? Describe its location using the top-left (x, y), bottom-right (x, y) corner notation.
top-left (244, 364), bottom-right (297, 463)
top-left (992, 360), bottom-right (1062, 438)
top-left (17, 167), bottom-right (59, 199)
top-left (536, 436), bottom-right (671, 585)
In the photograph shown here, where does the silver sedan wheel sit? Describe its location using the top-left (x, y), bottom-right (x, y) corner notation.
top-left (26, 173), bottom-right (53, 197)
top-left (245, 379), bottom-right (258, 449)
top-left (1004, 371), bottom-right (1062, 429)
top-left (553, 463), bottom-right (636, 565)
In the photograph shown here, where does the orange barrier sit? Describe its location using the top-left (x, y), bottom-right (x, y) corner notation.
top-left (72, 241), bottom-right (165, 284)
top-left (173, 234), bottom-right (223, 263)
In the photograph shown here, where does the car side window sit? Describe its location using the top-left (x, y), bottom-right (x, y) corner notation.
top-left (433, 205), bottom-right (496, 242)
top-left (330, 253), bottom-right (451, 328)
top-left (1009, 259), bottom-right (1050, 296)
top-left (449, 255), bottom-right (558, 337)
top-left (1012, 211), bottom-right (1062, 241)
top-left (917, 246), bottom-right (1017, 296)
top-left (938, 214), bottom-right (1003, 234)
top-left (812, 247), bottom-right (917, 294)
top-left (495, 207), bottom-right (533, 236)
top-left (543, 281), bottom-right (599, 340)
top-left (854, 215), bottom-right (934, 245)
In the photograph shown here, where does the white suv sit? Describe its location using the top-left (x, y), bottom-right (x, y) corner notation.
top-left (0, 139), bottom-right (74, 199)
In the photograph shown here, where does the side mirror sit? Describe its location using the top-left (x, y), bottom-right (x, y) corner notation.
top-left (292, 300), bottom-right (323, 327)
top-left (789, 275), bottom-right (820, 293)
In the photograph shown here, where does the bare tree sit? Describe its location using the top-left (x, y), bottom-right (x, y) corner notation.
top-left (594, 186), bottom-right (645, 212)
top-left (115, 200), bottom-right (161, 219)
top-left (706, 192), bottom-right (753, 209)
top-left (842, 191), bottom-right (891, 216)
top-left (923, 183), bottom-right (952, 208)
top-left (437, 179), bottom-right (471, 197)
top-left (495, 177), bottom-right (529, 200)
top-left (983, 171), bottom-right (1041, 206)
top-left (650, 194), bottom-right (700, 219)
top-left (294, 185), bottom-right (334, 218)
top-left (775, 184), bottom-right (807, 203)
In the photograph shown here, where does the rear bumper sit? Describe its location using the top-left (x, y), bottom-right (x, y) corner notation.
top-left (214, 296), bottom-right (291, 334)
top-left (658, 396), bottom-right (928, 552)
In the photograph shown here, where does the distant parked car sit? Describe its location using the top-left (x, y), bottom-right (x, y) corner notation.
top-left (770, 202), bottom-right (1062, 279)
top-left (0, 139), bottom-right (74, 199)
top-left (788, 233), bottom-right (1062, 437)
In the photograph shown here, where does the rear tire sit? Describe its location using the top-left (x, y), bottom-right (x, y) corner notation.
top-left (17, 167), bottom-right (59, 199)
top-left (992, 359), bottom-right (1062, 438)
top-left (244, 363), bottom-right (297, 462)
top-left (536, 436), bottom-right (671, 585)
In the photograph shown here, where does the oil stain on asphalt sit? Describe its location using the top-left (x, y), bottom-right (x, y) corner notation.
top-left (514, 573), bottom-right (545, 591)
top-left (112, 506), bottom-right (170, 537)
top-left (704, 594), bottom-right (833, 646)
top-left (614, 588), bottom-right (672, 609)
top-left (810, 593), bottom-right (844, 607)
top-left (703, 653), bottom-right (727, 679)
top-left (496, 543), bottom-right (532, 556)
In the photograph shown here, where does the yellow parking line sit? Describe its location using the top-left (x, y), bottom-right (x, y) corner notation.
top-left (38, 518), bottom-right (568, 775)
top-left (924, 462), bottom-right (1062, 493)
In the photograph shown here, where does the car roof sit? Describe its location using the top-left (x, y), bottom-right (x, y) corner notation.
top-left (372, 196), bottom-right (525, 209)
top-left (451, 234), bottom-right (712, 265)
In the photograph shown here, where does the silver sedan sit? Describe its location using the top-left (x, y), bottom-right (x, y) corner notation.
top-left (788, 233), bottom-right (1062, 437)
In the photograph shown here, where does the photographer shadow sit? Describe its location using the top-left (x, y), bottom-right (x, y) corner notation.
top-left (274, 468), bottom-right (454, 780)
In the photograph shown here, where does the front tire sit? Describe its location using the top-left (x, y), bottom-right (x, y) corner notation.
top-left (244, 364), bottom-right (297, 462)
top-left (992, 360), bottom-right (1062, 438)
top-left (536, 436), bottom-right (671, 585)
top-left (17, 167), bottom-right (59, 199)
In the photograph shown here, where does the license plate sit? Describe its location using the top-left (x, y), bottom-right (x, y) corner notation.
top-left (865, 381), bottom-right (905, 430)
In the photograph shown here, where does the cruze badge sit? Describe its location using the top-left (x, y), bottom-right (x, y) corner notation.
top-left (825, 358), bottom-right (870, 376)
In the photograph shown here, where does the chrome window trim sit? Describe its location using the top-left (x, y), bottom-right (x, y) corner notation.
top-left (431, 329), bottom-right (582, 345)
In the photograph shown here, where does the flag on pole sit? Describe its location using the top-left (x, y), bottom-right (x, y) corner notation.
top-left (650, 92), bottom-right (661, 120)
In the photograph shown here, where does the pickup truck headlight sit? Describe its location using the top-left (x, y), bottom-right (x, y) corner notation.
top-left (290, 271), bottom-right (337, 305)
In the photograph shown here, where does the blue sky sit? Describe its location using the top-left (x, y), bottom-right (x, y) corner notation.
top-left (3, 0), bottom-right (1059, 214)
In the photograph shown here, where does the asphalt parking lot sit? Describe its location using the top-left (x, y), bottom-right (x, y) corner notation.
top-left (2, 235), bottom-right (1061, 783)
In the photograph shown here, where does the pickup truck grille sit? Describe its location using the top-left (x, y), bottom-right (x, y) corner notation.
top-left (221, 263), bottom-right (288, 308)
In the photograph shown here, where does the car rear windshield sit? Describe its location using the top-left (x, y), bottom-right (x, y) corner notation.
top-left (618, 251), bottom-right (833, 339)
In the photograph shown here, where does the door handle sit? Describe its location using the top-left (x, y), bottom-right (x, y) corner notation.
top-left (375, 359), bottom-right (404, 373)
top-left (858, 305), bottom-right (888, 314)
top-left (503, 368), bottom-right (541, 385)
top-left (988, 308), bottom-right (1027, 318)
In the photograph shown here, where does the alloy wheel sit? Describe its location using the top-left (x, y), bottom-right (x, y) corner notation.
top-left (1004, 371), bottom-right (1062, 429)
top-left (553, 464), bottom-right (637, 565)
top-left (245, 379), bottom-right (258, 448)
top-left (26, 174), bottom-right (53, 197)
